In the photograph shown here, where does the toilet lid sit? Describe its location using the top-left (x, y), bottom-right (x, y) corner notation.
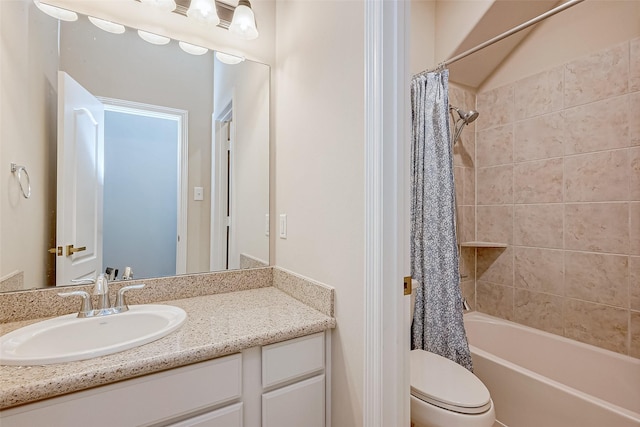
top-left (410, 349), bottom-right (491, 415)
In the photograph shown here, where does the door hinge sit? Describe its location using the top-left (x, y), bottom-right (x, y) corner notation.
top-left (403, 276), bottom-right (412, 296)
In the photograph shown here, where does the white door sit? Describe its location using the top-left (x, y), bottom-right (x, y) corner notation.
top-left (56, 72), bottom-right (104, 285)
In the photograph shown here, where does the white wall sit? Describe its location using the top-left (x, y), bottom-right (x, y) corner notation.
top-left (0, 0), bottom-right (58, 289)
top-left (213, 57), bottom-right (270, 268)
top-left (481, 0), bottom-right (640, 91)
top-left (274, 1), bottom-right (365, 425)
top-left (410, 1), bottom-right (436, 75)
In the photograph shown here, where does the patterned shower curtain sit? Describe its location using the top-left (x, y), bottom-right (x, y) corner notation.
top-left (410, 69), bottom-right (473, 371)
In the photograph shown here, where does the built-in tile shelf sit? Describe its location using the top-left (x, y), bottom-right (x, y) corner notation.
top-left (459, 241), bottom-right (508, 248)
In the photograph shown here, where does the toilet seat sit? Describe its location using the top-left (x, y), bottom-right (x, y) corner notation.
top-left (410, 349), bottom-right (491, 415)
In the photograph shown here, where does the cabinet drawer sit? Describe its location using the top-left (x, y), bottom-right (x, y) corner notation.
top-left (262, 374), bottom-right (325, 427)
top-left (262, 332), bottom-right (324, 389)
top-left (167, 402), bottom-right (243, 427)
top-left (0, 354), bottom-right (242, 427)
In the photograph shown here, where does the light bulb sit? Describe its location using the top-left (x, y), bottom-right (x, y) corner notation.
top-left (88, 16), bottom-right (126, 34)
top-left (229, 0), bottom-right (258, 40)
top-left (187, 0), bottom-right (220, 26)
top-left (179, 42), bottom-right (209, 56)
top-left (33, 0), bottom-right (78, 21)
top-left (215, 52), bottom-right (245, 65)
top-left (138, 30), bottom-right (171, 45)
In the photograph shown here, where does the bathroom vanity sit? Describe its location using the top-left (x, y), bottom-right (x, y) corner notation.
top-left (0, 272), bottom-right (335, 427)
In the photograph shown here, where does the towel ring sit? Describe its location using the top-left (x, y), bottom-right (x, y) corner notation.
top-left (11, 163), bottom-right (31, 199)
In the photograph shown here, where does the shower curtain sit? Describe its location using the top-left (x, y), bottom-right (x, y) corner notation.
top-left (410, 69), bottom-right (473, 371)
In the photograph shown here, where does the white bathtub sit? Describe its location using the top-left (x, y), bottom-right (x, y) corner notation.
top-left (464, 312), bottom-right (640, 427)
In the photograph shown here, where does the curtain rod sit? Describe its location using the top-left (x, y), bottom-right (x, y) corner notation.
top-left (415, 0), bottom-right (586, 77)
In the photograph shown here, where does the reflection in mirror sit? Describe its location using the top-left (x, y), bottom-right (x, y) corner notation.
top-left (0, 0), bottom-right (269, 292)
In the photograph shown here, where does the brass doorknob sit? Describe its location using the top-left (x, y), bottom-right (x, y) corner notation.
top-left (48, 246), bottom-right (62, 256)
top-left (66, 245), bottom-right (87, 257)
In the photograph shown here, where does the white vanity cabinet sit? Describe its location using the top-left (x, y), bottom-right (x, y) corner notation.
top-left (0, 354), bottom-right (244, 427)
top-left (261, 332), bottom-right (326, 427)
top-left (0, 331), bottom-right (330, 427)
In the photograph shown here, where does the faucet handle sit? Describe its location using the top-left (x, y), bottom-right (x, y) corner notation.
top-left (115, 284), bottom-right (145, 312)
top-left (58, 291), bottom-right (93, 317)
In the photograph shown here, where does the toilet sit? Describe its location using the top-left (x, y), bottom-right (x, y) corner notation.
top-left (410, 288), bottom-right (495, 427)
top-left (410, 349), bottom-right (495, 427)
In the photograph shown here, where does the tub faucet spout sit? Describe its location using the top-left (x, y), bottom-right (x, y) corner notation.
top-left (462, 298), bottom-right (471, 311)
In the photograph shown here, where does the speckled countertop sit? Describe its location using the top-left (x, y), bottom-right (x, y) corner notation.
top-left (0, 286), bottom-right (335, 410)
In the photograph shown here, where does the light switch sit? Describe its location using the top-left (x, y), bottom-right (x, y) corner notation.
top-left (279, 214), bottom-right (287, 239)
top-left (194, 186), bottom-right (204, 201)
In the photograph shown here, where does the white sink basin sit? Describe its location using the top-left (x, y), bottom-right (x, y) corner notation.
top-left (0, 305), bottom-right (187, 365)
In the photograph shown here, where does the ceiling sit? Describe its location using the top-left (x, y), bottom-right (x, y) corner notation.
top-left (446, 0), bottom-right (561, 89)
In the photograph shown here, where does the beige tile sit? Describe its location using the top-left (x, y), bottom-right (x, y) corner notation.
top-left (514, 289), bottom-right (563, 335)
top-left (563, 95), bottom-right (631, 155)
top-left (459, 205), bottom-right (476, 243)
top-left (461, 280), bottom-right (476, 311)
top-left (514, 204), bottom-right (563, 248)
top-left (514, 158), bottom-right (563, 204)
top-left (515, 66), bottom-right (563, 120)
top-left (564, 42), bottom-right (629, 108)
top-left (477, 281), bottom-right (514, 320)
top-left (477, 246), bottom-right (513, 286)
top-left (565, 252), bottom-right (629, 308)
top-left (459, 246), bottom-right (476, 282)
top-left (477, 165), bottom-right (513, 205)
top-left (565, 150), bottom-right (630, 202)
top-left (563, 299), bottom-right (628, 354)
top-left (631, 92), bottom-right (640, 146)
top-left (463, 167), bottom-right (475, 206)
top-left (514, 247), bottom-right (563, 295)
top-left (630, 147), bottom-right (640, 201)
top-left (477, 206), bottom-right (513, 244)
top-left (632, 202), bottom-right (640, 255)
top-left (477, 84), bottom-right (514, 131)
top-left (454, 166), bottom-right (464, 208)
top-left (565, 203), bottom-right (629, 254)
top-left (477, 124), bottom-right (513, 167)
top-left (453, 125), bottom-right (476, 168)
top-left (514, 113), bottom-right (563, 162)
top-left (630, 37), bottom-right (640, 92)
top-left (631, 311), bottom-right (640, 358)
top-left (631, 257), bottom-right (640, 311)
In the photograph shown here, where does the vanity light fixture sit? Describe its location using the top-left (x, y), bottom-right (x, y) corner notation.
top-left (137, 30), bottom-right (171, 45)
top-left (179, 41), bottom-right (209, 55)
top-left (187, 0), bottom-right (220, 26)
top-left (215, 51), bottom-right (245, 65)
top-left (88, 16), bottom-right (126, 34)
top-left (33, 0), bottom-right (78, 21)
top-left (229, 0), bottom-right (259, 40)
top-left (140, 0), bottom-right (177, 12)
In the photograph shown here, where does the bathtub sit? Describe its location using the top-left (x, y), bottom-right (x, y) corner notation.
top-left (464, 312), bottom-right (640, 427)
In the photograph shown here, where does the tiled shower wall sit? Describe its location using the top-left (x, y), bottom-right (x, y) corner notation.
top-left (449, 84), bottom-right (477, 309)
top-left (472, 38), bottom-right (640, 358)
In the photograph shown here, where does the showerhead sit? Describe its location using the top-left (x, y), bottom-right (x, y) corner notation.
top-left (450, 105), bottom-right (479, 124)
top-left (449, 104), bottom-right (480, 145)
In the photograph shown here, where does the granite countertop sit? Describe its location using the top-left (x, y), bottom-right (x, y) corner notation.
top-left (0, 286), bottom-right (335, 410)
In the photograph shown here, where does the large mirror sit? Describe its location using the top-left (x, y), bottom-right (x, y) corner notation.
top-left (0, 0), bottom-right (270, 292)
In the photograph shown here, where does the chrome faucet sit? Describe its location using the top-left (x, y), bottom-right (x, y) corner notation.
top-left (94, 274), bottom-right (111, 313)
top-left (462, 297), bottom-right (471, 312)
top-left (58, 277), bottom-right (145, 318)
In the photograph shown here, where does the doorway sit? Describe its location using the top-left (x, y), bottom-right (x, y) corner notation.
top-left (100, 100), bottom-right (188, 280)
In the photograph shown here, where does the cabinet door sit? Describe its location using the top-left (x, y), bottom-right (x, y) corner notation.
top-left (167, 402), bottom-right (243, 427)
top-left (262, 375), bottom-right (325, 427)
